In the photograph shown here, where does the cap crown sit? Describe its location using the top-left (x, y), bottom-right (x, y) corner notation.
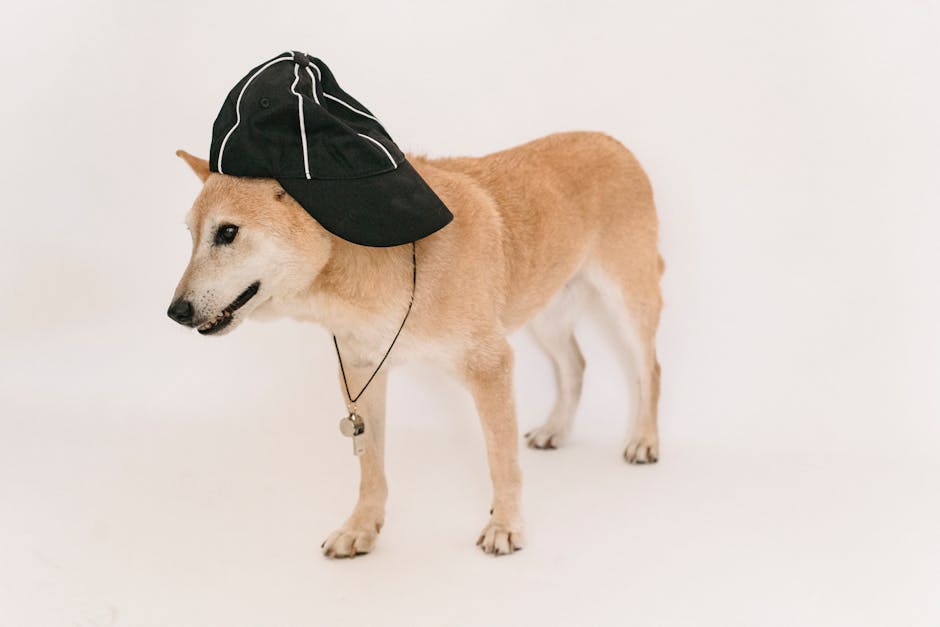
top-left (209, 51), bottom-right (403, 180)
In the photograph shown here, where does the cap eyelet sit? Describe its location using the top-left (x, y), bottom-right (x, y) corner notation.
top-left (259, 97), bottom-right (271, 108)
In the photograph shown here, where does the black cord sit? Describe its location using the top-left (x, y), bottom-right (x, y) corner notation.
top-left (333, 241), bottom-right (417, 406)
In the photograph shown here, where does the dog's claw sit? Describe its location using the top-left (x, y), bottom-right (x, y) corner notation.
top-left (624, 434), bottom-right (660, 464)
top-left (525, 425), bottom-right (564, 450)
top-left (322, 526), bottom-right (379, 559)
top-left (477, 521), bottom-right (524, 556)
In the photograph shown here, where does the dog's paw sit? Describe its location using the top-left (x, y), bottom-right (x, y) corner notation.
top-left (624, 434), bottom-right (659, 464)
top-left (476, 521), bottom-right (525, 556)
top-left (525, 424), bottom-right (565, 450)
top-left (321, 524), bottom-right (379, 558)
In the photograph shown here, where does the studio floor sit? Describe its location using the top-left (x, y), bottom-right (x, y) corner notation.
top-left (1, 323), bottom-right (936, 627)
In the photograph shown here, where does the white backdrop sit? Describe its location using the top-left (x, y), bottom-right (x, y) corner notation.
top-left (1, 1), bottom-right (938, 626)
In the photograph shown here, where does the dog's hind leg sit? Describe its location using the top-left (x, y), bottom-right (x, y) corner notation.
top-left (588, 261), bottom-right (663, 464)
top-left (322, 366), bottom-right (388, 558)
top-left (524, 277), bottom-right (589, 449)
top-left (463, 338), bottom-right (525, 555)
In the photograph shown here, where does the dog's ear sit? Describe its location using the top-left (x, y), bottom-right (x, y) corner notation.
top-left (175, 150), bottom-right (211, 182)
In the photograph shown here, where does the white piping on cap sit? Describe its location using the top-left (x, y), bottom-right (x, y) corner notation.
top-left (358, 133), bottom-right (398, 169)
top-left (217, 54), bottom-right (293, 174)
top-left (324, 93), bottom-right (381, 124)
top-left (307, 57), bottom-right (388, 134)
top-left (289, 64), bottom-right (311, 179)
top-left (304, 67), bottom-right (320, 105)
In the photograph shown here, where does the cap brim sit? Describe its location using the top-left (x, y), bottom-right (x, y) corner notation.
top-left (278, 160), bottom-right (453, 247)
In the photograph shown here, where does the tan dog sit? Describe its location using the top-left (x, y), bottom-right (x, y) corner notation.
top-left (170, 131), bottom-right (663, 557)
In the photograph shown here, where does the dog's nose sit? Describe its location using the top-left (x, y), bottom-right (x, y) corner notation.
top-left (167, 298), bottom-right (195, 326)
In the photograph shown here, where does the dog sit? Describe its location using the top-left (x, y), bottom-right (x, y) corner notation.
top-left (168, 131), bottom-right (664, 557)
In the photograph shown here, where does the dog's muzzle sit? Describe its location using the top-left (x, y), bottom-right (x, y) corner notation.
top-left (167, 281), bottom-right (260, 335)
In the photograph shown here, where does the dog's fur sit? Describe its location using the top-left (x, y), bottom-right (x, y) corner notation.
top-left (171, 131), bottom-right (663, 557)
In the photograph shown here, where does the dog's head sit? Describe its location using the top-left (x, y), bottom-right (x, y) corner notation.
top-left (167, 150), bottom-right (331, 336)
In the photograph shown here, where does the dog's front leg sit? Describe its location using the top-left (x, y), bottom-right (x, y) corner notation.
top-left (321, 366), bottom-right (388, 558)
top-left (464, 340), bottom-right (525, 555)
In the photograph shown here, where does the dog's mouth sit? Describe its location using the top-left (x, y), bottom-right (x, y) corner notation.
top-left (197, 281), bottom-right (260, 336)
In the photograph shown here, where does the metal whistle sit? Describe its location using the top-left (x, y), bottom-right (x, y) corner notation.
top-left (339, 412), bottom-right (366, 456)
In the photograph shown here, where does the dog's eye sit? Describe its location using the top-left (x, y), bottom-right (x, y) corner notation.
top-left (214, 224), bottom-right (239, 245)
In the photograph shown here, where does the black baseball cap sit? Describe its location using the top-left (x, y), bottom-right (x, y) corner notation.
top-left (208, 51), bottom-right (453, 247)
